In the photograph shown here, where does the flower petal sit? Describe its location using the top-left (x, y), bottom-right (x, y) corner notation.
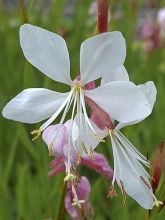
top-left (85, 81), bottom-right (152, 124)
top-left (65, 176), bottom-right (91, 219)
top-left (82, 152), bottom-right (113, 180)
top-left (80, 32), bottom-right (126, 84)
top-left (42, 124), bottom-right (67, 156)
top-left (2, 88), bottom-right (69, 123)
top-left (20, 24), bottom-right (71, 85)
top-left (116, 81), bottom-right (157, 129)
top-left (101, 65), bottom-right (129, 85)
top-left (111, 135), bottom-right (154, 209)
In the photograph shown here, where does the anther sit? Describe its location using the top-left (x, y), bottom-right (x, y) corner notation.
top-left (92, 133), bottom-right (105, 143)
top-left (81, 141), bottom-right (88, 154)
top-left (120, 180), bottom-right (126, 207)
top-left (140, 176), bottom-right (151, 189)
top-left (107, 185), bottom-right (115, 198)
top-left (49, 144), bottom-right (53, 157)
top-left (89, 148), bottom-right (95, 160)
top-left (31, 129), bottom-right (41, 141)
top-left (70, 167), bottom-right (80, 183)
top-left (77, 152), bottom-right (81, 165)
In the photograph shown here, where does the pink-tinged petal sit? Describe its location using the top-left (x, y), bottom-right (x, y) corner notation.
top-left (85, 81), bottom-right (96, 90)
top-left (48, 156), bottom-right (65, 176)
top-left (76, 176), bottom-right (91, 200)
top-left (152, 141), bottom-right (164, 193)
top-left (82, 152), bottom-right (113, 180)
top-left (42, 124), bottom-right (67, 156)
top-left (48, 164), bottom-right (65, 177)
top-left (65, 177), bottom-right (92, 220)
top-left (85, 96), bottom-right (115, 130)
top-left (49, 156), bottom-right (64, 169)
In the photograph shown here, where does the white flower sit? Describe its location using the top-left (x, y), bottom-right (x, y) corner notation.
top-left (2, 24), bottom-right (154, 178)
top-left (90, 69), bottom-right (159, 209)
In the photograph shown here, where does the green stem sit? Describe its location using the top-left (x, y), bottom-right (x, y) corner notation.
top-left (19, 0), bottom-right (28, 23)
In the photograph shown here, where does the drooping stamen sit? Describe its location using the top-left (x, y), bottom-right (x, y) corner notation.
top-left (67, 91), bottom-right (78, 175)
top-left (107, 184), bottom-right (115, 198)
top-left (81, 141), bottom-right (88, 154)
top-left (49, 143), bottom-right (53, 156)
top-left (40, 90), bottom-right (74, 132)
top-left (109, 131), bottom-right (117, 185)
top-left (70, 167), bottom-right (80, 183)
top-left (80, 89), bottom-right (103, 141)
top-left (92, 133), bottom-right (105, 142)
top-left (114, 132), bottom-right (151, 181)
top-left (114, 135), bottom-right (150, 181)
top-left (116, 130), bottom-right (149, 163)
top-left (48, 91), bottom-right (75, 152)
top-left (77, 152), bottom-right (81, 165)
top-left (120, 180), bottom-right (126, 207)
top-left (140, 176), bottom-right (151, 189)
top-left (31, 129), bottom-right (41, 141)
top-left (89, 148), bottom-right (95, 160)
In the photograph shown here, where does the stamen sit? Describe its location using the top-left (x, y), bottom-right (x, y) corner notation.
top-left (92, 133), bottom-right (105, 143)
top-left (31, 129), bottom-right (41, 141)
top-left (81, 141), bottom-right (88, 154)
top-left (89, 148), bottom-right (95, 160)
top-left (140, 176), bottom-right (151, 189)
top-left (64, 173), bottom-right (76, 183)
top-left (107, 184), bottom-right (115, 198)
top-left (120, 180), bottom-right (126, 207)
top-left (48, 144), bottom-right (53, 157)
top-left (70, 167), bottom-right (80, 183)
top-left (77, 152), bottom-right (81, 165)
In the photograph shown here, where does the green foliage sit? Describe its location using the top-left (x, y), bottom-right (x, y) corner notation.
top-left (0, 0), bottom-right (165, 219)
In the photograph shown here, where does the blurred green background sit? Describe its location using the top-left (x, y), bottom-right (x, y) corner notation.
top-left (0, 0), bottom-right (165, 219)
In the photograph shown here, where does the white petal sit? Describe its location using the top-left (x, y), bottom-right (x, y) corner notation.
top-left (80, 32), bottom-right (126, 84)
top-left (111, 136), bottom-right (154, 209)
top-left (138, 81), bottom-right (157, 108)
top-left (116, 81), bottom-right (157, 129)
top-left (20, 24), bottom-right (71, 85)
top-left (2, 88), bottom-right (69, 123)
top-left (85, 81), bottom-right (152, 124)
top-left (101, 65), bottom-right (129, 85)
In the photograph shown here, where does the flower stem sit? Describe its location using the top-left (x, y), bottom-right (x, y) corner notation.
top-left (97, 0), bottom-right (109, 33)
top-left (19, 0), bottom-right (28, 23)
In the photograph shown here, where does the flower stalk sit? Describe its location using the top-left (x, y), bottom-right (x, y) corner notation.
top-left (97, 0), bottom-right (109, 33)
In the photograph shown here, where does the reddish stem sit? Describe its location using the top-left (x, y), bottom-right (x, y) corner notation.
top-left (152, 141), bottom-right (164, 193)
top-left (98, 0), bottom-right (109, 33)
